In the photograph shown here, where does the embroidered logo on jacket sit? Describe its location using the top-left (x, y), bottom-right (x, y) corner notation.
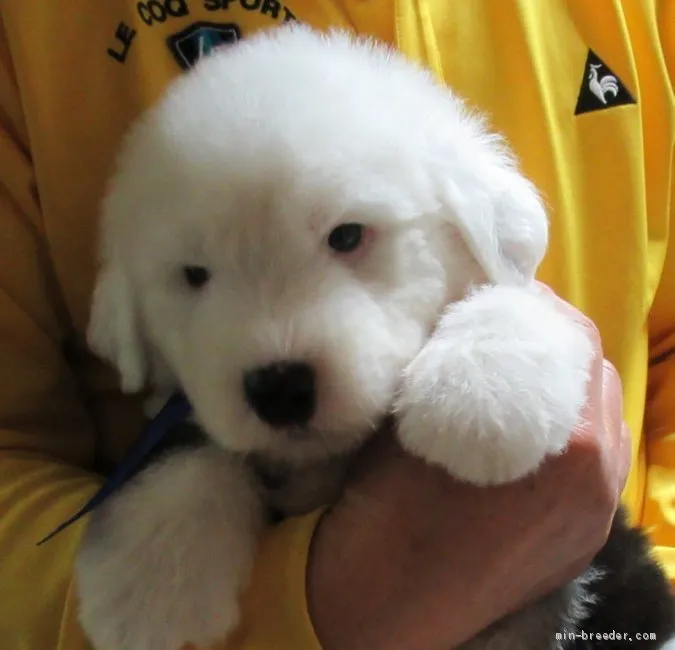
top-left (167, 21), bottom-right (242, 69)
top-left (575, 50), bottom-right (636, 115)
top-left (106, 1), bottom-right (298, 65)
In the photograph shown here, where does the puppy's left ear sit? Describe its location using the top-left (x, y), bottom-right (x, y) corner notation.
top-left (87, 259), bottom-right (147, 393)
top-left (438, 134), bottom-right (548, 285)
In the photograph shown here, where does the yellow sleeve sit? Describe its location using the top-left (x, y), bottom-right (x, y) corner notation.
top-left (644, 167), bottom-right (675, 570)
top-left (642, 0), bottom-right (675, 575)
top-left (226, 511), bottom-right (324, 649)
top-left (0, 16), bottom-right (103, 649)
top-left (0, 14), bottom-right (321, 650)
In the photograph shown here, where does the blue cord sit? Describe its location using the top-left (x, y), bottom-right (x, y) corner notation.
top-left (37, 392), bottom-right (193, 546)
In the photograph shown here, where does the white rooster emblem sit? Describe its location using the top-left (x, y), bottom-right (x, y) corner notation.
top-left (588, 63), bottom-right (620, 104)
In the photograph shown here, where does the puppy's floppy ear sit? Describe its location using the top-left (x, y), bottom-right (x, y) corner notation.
top-left (438, 131), bottom-right (549, 285)
top-left (87, 259), bottom-right (147, 393)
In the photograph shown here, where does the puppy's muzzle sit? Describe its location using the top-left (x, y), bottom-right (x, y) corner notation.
top-left (243, 361), bottom-right (316, 428)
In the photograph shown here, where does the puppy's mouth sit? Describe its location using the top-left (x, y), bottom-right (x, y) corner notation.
top-left (284, 426), bottom-right (313, 441)
top-left (262, 419), bottom-right (364, 452)
top-left (276, 417), bottom-right (388, 450)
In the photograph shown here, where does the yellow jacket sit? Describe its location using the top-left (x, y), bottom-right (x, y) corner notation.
top-left (0, 1), bottom-right (673, 648)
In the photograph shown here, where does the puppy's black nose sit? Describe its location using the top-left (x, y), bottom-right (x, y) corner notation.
top-left (243, 361), bottom-right (316, 428)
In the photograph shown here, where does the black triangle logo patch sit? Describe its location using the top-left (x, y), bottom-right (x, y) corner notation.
top-left (574, 50), bottom-right (636, 116)
top-left (167, 22), bottom-right (241, 70)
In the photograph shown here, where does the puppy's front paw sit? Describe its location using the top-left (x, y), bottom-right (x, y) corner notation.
top-left (395, 285), bottom-right (593, 486)
top-left (75, 445), bottom-right (264, 650)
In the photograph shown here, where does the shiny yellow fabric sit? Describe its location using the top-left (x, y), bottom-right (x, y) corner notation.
top-left (0, 1), bottom-right (672, 648)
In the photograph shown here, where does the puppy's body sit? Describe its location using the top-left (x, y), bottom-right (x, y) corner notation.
top-left (77, 24), bottom-right (675, 650)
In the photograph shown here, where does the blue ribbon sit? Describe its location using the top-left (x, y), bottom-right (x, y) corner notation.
top-left (37, 392), bottom-right (193, 545)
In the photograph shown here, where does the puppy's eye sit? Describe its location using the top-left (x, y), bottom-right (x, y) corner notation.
top-left (182, 265), bottom-right (211, 289)
top-left (328, 223), bottom-right (364, 253)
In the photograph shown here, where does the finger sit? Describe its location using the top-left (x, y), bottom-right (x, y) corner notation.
top-left (618, 422), bottom-right (632, 491)
top-left (602, 358), bottom-right (624, 434)
top-left (601, 359), bottom-right (631, 490)
top-left (534, 281), bottom-right (555, 295)
top-left (534, 284), bottom-right (603, 357)
top-left (566, 352), bottom-right (607, 463)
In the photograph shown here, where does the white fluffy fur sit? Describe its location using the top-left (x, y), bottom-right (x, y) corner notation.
top-left (76, 445), bottom-right (264, 650)
top-left (396, 284), bottom-right (593, 485)
top-left (79, 24), bottom-right (592, 650)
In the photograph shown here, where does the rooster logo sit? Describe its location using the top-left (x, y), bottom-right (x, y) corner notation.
top-left (587, 63), bottom-right (620, 105)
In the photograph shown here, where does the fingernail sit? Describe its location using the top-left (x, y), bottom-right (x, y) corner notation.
top-left (602, 358), bottom-right (620, 380)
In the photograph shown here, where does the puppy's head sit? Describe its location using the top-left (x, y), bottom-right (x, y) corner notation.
top-left (88, 25), bottom-right (547, 464)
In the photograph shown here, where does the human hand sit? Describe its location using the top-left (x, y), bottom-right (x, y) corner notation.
top-left (307, 288), bottom-right (630, 650)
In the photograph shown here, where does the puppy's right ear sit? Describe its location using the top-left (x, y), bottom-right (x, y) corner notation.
top-left (87, 260), bottom-right (147, 393)
top-left (431, 111), bottom-right (548, 287)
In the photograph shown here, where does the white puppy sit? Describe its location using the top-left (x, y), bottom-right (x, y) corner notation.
top-left (77, 24), bottom-right (592, 650)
